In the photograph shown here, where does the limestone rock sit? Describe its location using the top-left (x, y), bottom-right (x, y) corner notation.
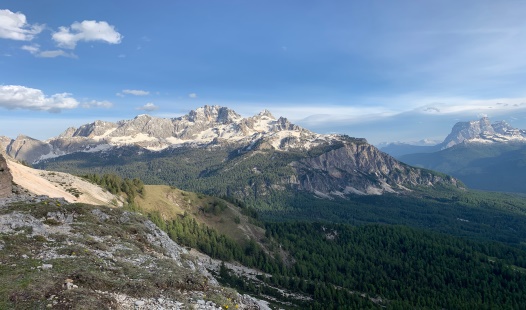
top-left (0, 154), bottom-right (12, 198)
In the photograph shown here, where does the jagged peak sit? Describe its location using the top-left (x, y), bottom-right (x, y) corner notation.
top-left (58, 127), bottom-right (77, 138)
top-left (72, 120), bottom-right (118, 138)
top-left (185, 105), bottom-right (241, 124)
top-left (256, 109), bottom-right (275, 119)
top-left (15, 134), bottom-right (39, 141)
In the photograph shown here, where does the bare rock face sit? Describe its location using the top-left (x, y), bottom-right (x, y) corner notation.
top-left (6, 135), bottom-right (52, 164)
top-left (0, 154), bottom-right (12, 198)
top-left (290, 142), bottom-right (459, 195)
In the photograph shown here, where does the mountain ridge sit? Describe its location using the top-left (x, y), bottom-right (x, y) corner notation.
top-left (1, 105), bottom-right (339, 164)
top-left (380, 117), bottom-right (526, 157)
top-left (3, 105), bottom-right (461, 199)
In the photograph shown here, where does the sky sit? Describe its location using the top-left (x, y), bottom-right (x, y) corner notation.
top-left (2, 1), bottom-right (526, 145)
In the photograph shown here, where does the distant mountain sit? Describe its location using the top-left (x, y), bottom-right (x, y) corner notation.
top-left (439, 117), bottom-right (526, 148)
top-left (380, 117), bottom-right (526, 157)
top-left (396, 117), bottom-right (526, 194)
top-left (0, 106), bottom-right (460, 207)
top-left (2, 105), bottom-right (338, 163)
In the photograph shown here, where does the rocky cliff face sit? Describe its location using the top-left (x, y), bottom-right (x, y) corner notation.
top-left (0, 154), bottom-right (12, 198)
top-left (290, 142), bottom-right (457, 196)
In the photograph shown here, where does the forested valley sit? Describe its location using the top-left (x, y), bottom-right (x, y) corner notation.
top-left (85, 173), bottom-right (526, 309)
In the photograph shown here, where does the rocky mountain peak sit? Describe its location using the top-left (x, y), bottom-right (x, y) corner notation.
top-left (3, 106), bottom-right (347, 163)
top-left (186, 105), bottom-right (241, 124)
top-left (58, 127), bottom-right (77, 138)
top-left (72, 120), bottom-right (118, 138)
top-left (440, 117), bottom-right (526, 149)
top-left (256, 109), bottom-right (275, 119)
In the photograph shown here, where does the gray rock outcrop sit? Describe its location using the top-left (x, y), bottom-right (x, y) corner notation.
top-left (0, 154), bottom-right (12, 198)
top-left (290, 142), bottom-right (458, 195)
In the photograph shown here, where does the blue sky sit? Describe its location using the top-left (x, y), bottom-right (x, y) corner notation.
top-left (2, 1), bottom-right (526, 144)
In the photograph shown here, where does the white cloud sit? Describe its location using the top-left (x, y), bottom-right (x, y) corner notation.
top-left (82, 100), bottom-right (113, 108)
top-left (137, 102), bottom-right (158, 112)
top-left (188, 93), bottom-right (197, 99)
top-left (0, 9), bottom-right (43, 41)
top-left (21, 44), bottom-right (77, 58)
top-left (21, 44), bottom-right (39, 53)
top-left (0, 85), bottom-right (79, 112)
top-left (0, 85), bottom-right (113, 112)
top-left (122, 89), bottom-right (149, 96)
top-left (38, 49), bottom-right (76, 58)
top-left (52, 20), bottom-right (122, 49)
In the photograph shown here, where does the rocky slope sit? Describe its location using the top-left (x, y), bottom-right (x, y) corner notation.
top-left (0, 200), bottom-right (269, 309)
top-left (6, 158), bottom-right (120, 205)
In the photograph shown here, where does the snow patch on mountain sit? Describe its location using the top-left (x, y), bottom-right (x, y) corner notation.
top-left (3, 105), bottom-right (350, 164)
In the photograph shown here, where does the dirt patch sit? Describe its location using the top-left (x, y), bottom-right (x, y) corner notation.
top-left (7, 159), bottom-right (120, 206)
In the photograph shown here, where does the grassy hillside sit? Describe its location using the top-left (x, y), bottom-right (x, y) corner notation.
top-left (135, 185), bottom-right (265, 245)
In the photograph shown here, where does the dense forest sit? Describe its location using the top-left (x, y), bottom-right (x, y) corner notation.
top-left (86, 173), bottom-right (526, 309)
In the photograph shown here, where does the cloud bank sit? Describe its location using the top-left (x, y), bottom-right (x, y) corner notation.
top-left (0, 85), bottom-right (112, 112)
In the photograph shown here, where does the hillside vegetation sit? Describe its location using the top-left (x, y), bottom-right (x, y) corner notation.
top-left (75, 173), bottom-right (526, 309)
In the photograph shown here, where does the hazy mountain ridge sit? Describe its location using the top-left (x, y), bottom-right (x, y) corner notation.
top-left (380, 117), bottom-right (526, 157)
top-left (440, 117), bottom-right (526, 148)
top-left (390, 117), bottom-right (526, 194)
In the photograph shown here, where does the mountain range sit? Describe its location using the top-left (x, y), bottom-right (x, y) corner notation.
top-left (2, 106), bottom-right (332, 163)
top-left (381, 117), bottom-right (526, 194)
top-left (1, 105), bottom-right (459, 202)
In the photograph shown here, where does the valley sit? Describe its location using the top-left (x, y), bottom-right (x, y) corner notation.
top-left (2, 108), bottom-right (526, 309)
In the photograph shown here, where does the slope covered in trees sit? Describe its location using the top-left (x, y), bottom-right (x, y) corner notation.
top-left (84, 173), bottom-right (526, 309)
